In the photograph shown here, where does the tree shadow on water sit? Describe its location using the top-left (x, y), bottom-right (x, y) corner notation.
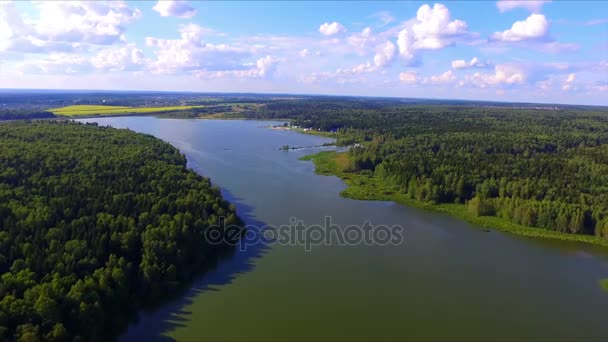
top-left (119, 188), bottom-right (272, 341)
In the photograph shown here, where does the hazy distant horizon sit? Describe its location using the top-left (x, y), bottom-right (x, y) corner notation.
top-left (1, 87), bottom-right (606, 109)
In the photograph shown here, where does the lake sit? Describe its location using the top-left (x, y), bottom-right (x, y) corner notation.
top-left (77, 117), bottom-right (608, 341)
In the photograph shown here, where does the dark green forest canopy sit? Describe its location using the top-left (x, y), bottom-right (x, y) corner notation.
top-left (0, 121), bottom-right (240, 341)
top-left (0, 109), bottom-right (55, 121)
top-left (250, 100), bottom-right (608, 239)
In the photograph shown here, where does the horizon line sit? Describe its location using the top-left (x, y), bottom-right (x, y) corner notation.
top-left (0, 87), bottom-right (606, 109)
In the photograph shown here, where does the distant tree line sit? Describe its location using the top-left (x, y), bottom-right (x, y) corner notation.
top-left (0, 121), bottom-right (241, 340)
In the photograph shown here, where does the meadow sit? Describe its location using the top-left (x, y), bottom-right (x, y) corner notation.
top-left (50, 104), bottom-right (208, 116)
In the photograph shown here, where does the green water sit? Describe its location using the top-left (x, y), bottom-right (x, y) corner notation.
top-left (79, 117), bottom-right (608, 341)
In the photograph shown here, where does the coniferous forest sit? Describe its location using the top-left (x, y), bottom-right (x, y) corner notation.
top-left (0, 121), bottom-right (240, 341)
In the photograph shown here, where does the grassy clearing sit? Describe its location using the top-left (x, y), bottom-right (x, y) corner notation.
top-left (290, 127), bottom-right (336, 138)
top-left (300, 151), bottom-right (608, 248)
top-left (51, 105), bottom-right (208, 116)
top-left (600, 279), bottom-right (608, 292)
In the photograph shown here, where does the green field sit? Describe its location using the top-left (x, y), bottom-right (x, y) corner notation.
top-left (300, 150), bottom-right (608, 248)
top-left (51, 105), bottom-right (208, 116)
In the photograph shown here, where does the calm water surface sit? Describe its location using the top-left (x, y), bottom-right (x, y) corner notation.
top-left (78, 117), bottom-right (608, 341)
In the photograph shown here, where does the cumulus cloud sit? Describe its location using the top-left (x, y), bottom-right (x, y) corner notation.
top-left (373, 41), bottom-right (396, 68)
top-left (249, 56), bottom-right (282, 78)
top-left (492, 14), bottom-right (549, 42)
top-left (397, 29), bottom-right (415, 60)
top-left (412, 4), bottom-right (469, 48)
top-left (425, 70), bottom-right (456, 84)
top-left (146, 24), bottom-right (249, 74)
top-left (399, 71), bottom-right (418, 84)
top-left (0, 1), bottom-right (141, 53)
top-left (451, 57), bottom-right (488, 69)
top-left (339, 40), bottom-right (396, 75)
top-left (496, 1), bottom-right (549, 13)
top-left (153, 0), bottom-right (197, 19)
top-left (467, 64), bottom-right (526, 87)
top-left (319, 22), bottom-right (346, 36)
top-left (90, 44), bottom-right (145, 71)
top-left (31, 1), bottom-right (140, 45)
top-left (397, 3), bottom-right (472, 61)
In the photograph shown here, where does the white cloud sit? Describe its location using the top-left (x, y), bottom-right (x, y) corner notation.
top-left (0, 1), bottom-right (141, 53)
top-left (32, 1), bottom-right (140, 45)
top-left (153, 1), bottom-right (197, 19)
top-left (196, 56), bottom-right (283, 79)
top-left (562, 72), bottom-right (576, 91)
top-left (566, 73), bottom-right (575, 83)
top-left (336, 40), bottom-right (396, 76)
top-left (397, 3), bottom-right (472, 61)
top-left (492, 14), bottom-right (549, 42)
top-left (467, 64), bottom-right (526, 87)
top-left (347, 27), bottom-right (376, 53)
top-left (17, 53), bottom-right (91, 75)
top-left (452, 60), bottom-right (468, 69)
top-left (412, 4), bottom-right (469, 49)
top-left (91, 44), bottom-right (145, 71)
top-left (399, 71), bottom-right (418, 84)
top-left (397, 29), bottom-right (415, 60)
top-left (319, 22), bottom-right (346, 36)
top-left (425, 70), bottom-right (456, 84)
top-left (254, 56), bottom-right (282, 77)
top-left (496, 1), bottom-right (549, 13)
top-left (146, 24), bottom-right (249, 74)
top-left (298, 48), bottom-right (320, 57)
top-left (451, 57), bottom-right (488, 69)
top-left (373, 41), bottom-right (396, 68)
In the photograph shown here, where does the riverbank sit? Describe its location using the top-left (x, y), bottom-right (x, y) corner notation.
top-left (300, 150), bottom-right (608, 249)
top-left (265, 124), bottom-right (337, 138)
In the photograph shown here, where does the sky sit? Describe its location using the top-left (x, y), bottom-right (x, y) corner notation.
top-left (0, 1), bottom-right (606, 105)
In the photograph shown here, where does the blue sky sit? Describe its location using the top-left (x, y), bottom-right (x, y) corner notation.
top-left (0, 1), bottom-right (606, 105)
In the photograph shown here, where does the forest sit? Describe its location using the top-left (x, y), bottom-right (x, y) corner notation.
top-left (0, 109), bottom-right (55, 121)
top-left (0, 121), bottom-right (241, 341)
top-left (249, 99), bottom-right (608, 239)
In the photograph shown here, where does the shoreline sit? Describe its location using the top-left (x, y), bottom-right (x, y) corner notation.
top-left (300, 150), bottom-right (608, 249)
top-left (266, 124), bottom-right (337, 138)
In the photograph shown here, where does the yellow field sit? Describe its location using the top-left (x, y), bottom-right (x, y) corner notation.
top-left (51, 105), bottom-right (208, 116)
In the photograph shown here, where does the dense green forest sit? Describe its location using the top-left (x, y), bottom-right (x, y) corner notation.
top-left (0, 109), bottom-right (55, 121)
top-left (251, 100), bottom-right (608, 239)
top-left (0, 121), bottom-right (241, 341)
